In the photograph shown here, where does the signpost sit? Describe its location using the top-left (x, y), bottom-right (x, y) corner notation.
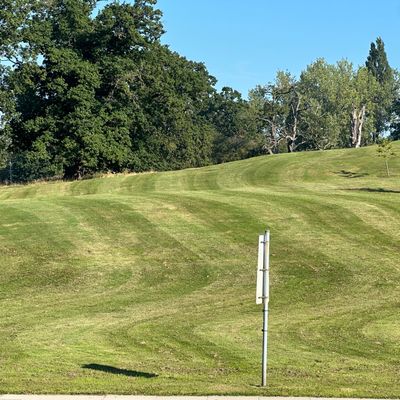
top-left (256, 230), bottom-right (270, 387)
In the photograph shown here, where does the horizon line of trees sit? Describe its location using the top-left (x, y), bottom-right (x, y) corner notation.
top-left (0, 0), bottom-right (399, 183)
top-left (247, 37), bottom-right (399, 156)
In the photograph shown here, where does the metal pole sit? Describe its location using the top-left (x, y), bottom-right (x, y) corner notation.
top-left (261, 230), bottom-right (270, 386)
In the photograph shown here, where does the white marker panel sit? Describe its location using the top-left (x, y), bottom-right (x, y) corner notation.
top-left (256, 234), bottom-right (264, 304)
top-left (264, 231), bottom-right (270, 303)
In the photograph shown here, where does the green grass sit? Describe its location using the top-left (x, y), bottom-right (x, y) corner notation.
top-left (0, 144), bottom-right (399, 396)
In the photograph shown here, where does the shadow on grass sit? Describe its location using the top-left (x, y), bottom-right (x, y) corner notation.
top-left (335, 170), bottom-right (369, 178)
top-left (82, 363), bottom-right (158, 378)
top-left (343, 187), bottom-right (400, 194)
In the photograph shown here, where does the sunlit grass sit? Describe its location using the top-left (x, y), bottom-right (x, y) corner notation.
top-left (0, 143), bottom-right (399, 396)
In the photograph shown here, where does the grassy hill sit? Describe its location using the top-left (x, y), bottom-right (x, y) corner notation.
top-left (0, 143), bottom-right (399, 396)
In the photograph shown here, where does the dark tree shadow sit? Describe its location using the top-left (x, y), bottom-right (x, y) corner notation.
top-left (335, 170), bottom-right (369, 178)
top-left (82, 363), bottom-right (157, 378)
top-left (343, 187), bottom-right (400, 194)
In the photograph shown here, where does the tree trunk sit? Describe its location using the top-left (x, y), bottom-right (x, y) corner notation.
top-left (287, 138), bottom-right (294, 153)
top-left (287, 94), bottom-right (301, 153)
top-left (351, 105), bottom-right (366, 148)
top-left (385, 159), bottom-right (390, 177)
top-left (264, 121), bottom-right (280, 155)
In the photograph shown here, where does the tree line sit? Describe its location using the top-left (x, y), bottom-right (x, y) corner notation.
top-left (249, 38), bottom-right (398, 155)
top-left (0, 1), bottom-right (399, 182)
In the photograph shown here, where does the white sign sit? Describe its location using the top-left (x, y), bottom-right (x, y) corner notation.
top-left (264, 231), bottom-right (270, 303)
top-left (256, 234), bottom-right (264, 304)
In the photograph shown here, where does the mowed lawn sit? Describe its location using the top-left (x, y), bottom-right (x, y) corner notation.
top-left (0, 144), bottom-right (399, 396)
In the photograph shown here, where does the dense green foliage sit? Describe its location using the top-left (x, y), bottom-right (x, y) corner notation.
top-left (206, 87), bottom-right (261, 162)
top-left (0, 0), bottom-right (220, 181)
top-left (0, 144), bottom-right (399, 395)
top-left (0, 2), bottom-right (399, 182)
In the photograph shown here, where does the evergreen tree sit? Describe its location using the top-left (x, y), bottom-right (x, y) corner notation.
top-left (366, 37), bottom-right (392, 85)
top-left (365, 37), bottom-right (396, 138)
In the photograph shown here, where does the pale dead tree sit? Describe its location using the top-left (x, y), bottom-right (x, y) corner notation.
top-left (276, 83), bottom-right (311, 153)
top-left (261, 87), bottom-right (307, 154)
top-left (350, 104), bottom-right (366, 148)
top-left (249, 84), bottom-right (285, 155)
top-left (250, 71), bottom-right (310, 154)
top-left (259, 114), bottom-right (284, 155)
top-left (285, 90), bottom-right (305, 153)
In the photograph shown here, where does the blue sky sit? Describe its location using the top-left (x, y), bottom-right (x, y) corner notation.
top-left (100, 1), bottom-right (400, 97)
top-left (157, 0), bottom-right (400, 96)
